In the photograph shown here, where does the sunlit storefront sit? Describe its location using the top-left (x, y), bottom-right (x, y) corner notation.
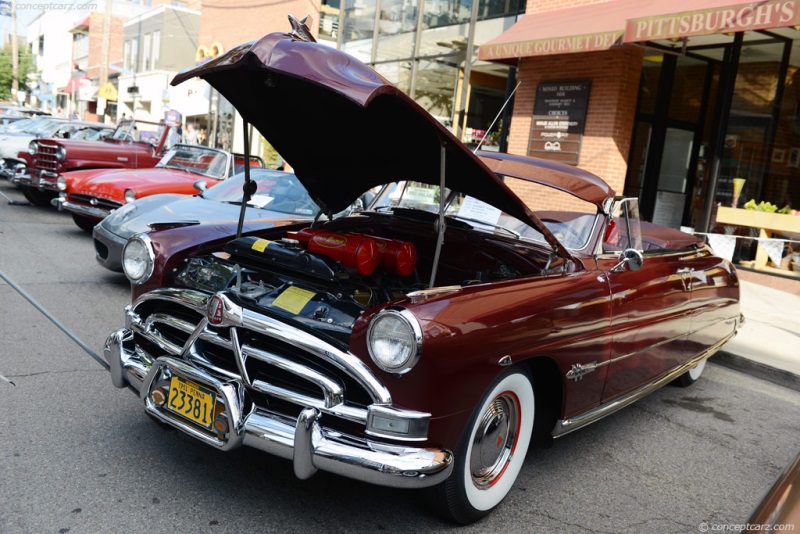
top-left (317, 0), bottom-right (526, 150)
top-left (481, 0), bottom-right (800, 277)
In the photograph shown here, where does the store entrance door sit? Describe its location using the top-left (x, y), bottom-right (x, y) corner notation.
top-left (651, 127), bottom-right (694, 228)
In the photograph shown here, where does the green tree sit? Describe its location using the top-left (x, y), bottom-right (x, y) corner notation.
top-left (0, 43), bottom-right (37, 102)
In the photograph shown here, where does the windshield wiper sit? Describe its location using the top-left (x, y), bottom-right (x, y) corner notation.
top-left (446, 214), bottom-right (521, 239)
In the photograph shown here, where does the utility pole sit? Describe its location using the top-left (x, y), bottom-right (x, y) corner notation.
top-left (11, 0), bottom-right (19, 99)
top-left (100, 0), bottom-right (112, 86)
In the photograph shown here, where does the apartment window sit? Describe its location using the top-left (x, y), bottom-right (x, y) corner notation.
top-left (123, 40), bottom-right (131, 71)
top-left (131, 37), bottom-right (139, 72)
top-left (73, 33), bottom-right (89, 61)
top-left (143, 33), bottom-right (152, 72)
top-left (38, 35), bottom-right (44, 56)
top-left (151, 30), bottom-right (160, 70)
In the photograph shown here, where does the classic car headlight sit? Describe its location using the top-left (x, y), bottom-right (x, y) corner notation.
top-left (367, 308), bottom-right (422, 374)
top-left (28, 141), bottom-right (37, 156)
top-left (56, 176), bottom-right (67, 191)
top-left (124, 189), bottom-right (136, 204)
top-left (122, 234), bottom-right (155, 285)
top-left (55, 146), bottom-right (66, 161)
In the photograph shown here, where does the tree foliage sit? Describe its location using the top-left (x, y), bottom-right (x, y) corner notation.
top-left (0, 43), bottom-right (37, 102)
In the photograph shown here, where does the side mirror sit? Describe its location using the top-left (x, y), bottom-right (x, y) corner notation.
top-left (193, 179), bottom-right (208, 192)
top-left (611, 248), bottom-right (643, 273)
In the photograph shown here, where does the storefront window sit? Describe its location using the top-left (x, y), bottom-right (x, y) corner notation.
top-left (638, 55), bottom-right (662, 116)
top-left (342, 0), bottom-right (377, 44)
top-left (715, 40), bottom-right (788, 212)
top-left (374, 0), bottom-right (417, 62)
top-left (373, 61), bottom-right (412, 94)
top-left (413, 58), bottom-right (459, 125)
top-left (424, 0), bottom-right (472, 28)
top-left (668, 55), bottom-right (708, 124)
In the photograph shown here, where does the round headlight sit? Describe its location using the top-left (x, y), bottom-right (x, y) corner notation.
top-left (56, 176), bottom-right (67, 191)
top-left (124, 189), bottom-right (136, 204)
top-left (55, 146), bottom-right (66, 161)
top-left (28, 141), bottom-right (37, 156)
top-left (122, 234), bottom-right (155, 285)
top-left (367, 309), bottom-right (422, 374)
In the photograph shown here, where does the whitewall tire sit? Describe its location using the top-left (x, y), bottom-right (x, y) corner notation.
top-left (674, 358), bottom-right (707, 387)
top-left (431, 368), bottom-right (535, 524)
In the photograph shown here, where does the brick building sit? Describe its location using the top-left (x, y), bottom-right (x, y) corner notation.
top-left (481, 0), bottom-right (800, 279)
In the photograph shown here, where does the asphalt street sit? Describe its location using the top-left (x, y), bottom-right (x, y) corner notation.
top-left (1, 178), bottom-right (799, 533)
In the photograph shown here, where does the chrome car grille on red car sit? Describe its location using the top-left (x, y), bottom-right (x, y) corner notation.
top-left (68, 194), bottom-right (123, 213)
top-left (32, 145), bottom-right (59, 172)
top-left (126, 291), bottom-right (381, 428)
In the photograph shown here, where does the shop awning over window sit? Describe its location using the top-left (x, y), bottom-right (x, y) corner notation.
top-left (478, 0), bottom-right (642, 63)
top-left (62, 75), bottom-right (87, 95)
top-left (480, 0), bottom-right (800, 62)
top-left (624, 0), bottom-right (800, 43)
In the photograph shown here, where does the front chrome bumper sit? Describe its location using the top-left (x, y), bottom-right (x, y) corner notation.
top-left (104, 327), bottom-right (453, 489)
top-left (52, 196), bottom-right (110, 219)
top-left (11, 169), bottom-right (58, 191)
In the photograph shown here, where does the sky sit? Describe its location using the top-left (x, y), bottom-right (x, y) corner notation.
top-left (0, 0), bottom-right (99, 40)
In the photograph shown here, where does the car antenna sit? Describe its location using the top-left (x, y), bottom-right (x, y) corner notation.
top-left (473, 80), bottom-right (520, 153)
top-left (235, 118), bottom-right (257, 240)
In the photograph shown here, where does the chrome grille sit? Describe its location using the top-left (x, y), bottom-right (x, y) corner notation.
top-left (67, 194), bottom-right (123, 212)
top-left (128, 290), bottom-right (390, 425)
top-left (33, 144), bottom-right (58, 172)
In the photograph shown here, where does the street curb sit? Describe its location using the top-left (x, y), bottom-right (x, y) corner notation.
top-left (712, 352), bottom-right (800, 392)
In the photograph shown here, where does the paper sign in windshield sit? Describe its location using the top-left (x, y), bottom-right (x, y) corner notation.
top-left (458, 196), bottom-right (502, 227)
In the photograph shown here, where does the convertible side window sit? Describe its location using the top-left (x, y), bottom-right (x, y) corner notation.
top-left (603, 198), bottom-right (643, 254)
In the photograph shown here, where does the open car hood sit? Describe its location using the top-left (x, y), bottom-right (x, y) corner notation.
top-left (172, 28), bottom-right (572, 260)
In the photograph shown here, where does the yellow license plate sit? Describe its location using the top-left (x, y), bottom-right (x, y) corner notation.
top-left (166, 375), bottom-right (217, 430)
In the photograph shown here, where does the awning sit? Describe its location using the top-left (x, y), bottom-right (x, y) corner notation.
top-left (480, 0), bottom-right (800, 62)
top-left (478, 0), bottom-right (641, 63)
top-left (62, 75), bottom-right (87, 94)
top-left (625, 0), bottom-right (800, 43)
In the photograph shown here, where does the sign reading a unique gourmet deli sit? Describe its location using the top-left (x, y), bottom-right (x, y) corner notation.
top-left (528, 81), bottom-right (590, 165)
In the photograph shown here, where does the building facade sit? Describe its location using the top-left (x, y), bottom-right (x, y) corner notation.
top-left (116, 4), bottom-right (201, 124)
top-left (481, 0), bottom-right (800, 276)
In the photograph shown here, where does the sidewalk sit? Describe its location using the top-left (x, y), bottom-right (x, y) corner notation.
top-left (714, 279), bottom-right (800, 392)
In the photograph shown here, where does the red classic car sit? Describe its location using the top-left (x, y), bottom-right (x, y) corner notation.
top-left (103, 23), bottom-right (741, 524)
top-left (52, 143), bottom-right (264, 232)
top-left (11, 119), bottom-right (176, 206)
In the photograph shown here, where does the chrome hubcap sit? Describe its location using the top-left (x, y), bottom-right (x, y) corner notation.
top-left (470, 393), bottom-right (519, 488)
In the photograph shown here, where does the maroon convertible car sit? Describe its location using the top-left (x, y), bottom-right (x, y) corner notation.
top-left (103, 20), bottom-right (741, 524)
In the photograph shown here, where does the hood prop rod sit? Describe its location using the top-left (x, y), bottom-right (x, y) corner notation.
top-left (236, 118), bottom-right (256, 241)
top-left (429, 144), bottom-right (447, 288)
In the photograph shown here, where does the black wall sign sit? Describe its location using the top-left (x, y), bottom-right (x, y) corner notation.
top-left (533, 81), bottom-right (591, 134)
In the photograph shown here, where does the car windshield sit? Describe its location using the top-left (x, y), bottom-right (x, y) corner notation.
top-left (19, 117), bottom-right (55, 135)
top-left (372, 180), bottom-right (598, 251)
top-left (72, 127), bottom-right (113, 141)
top-left (111, 120), bottom-right (165, 144)
top-left (202, 169), bottom-right (320, 216)
top-left (157, 145), bottom-right (230, 179)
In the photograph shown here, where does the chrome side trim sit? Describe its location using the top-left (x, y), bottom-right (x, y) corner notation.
top-left (566, 329), bottom-right (689, 381)
top-left (60, 200), bottom-right (110, 219)
top-left (554, 330), bottom-right (737, 438)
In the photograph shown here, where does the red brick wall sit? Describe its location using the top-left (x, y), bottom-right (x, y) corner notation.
top-left (85, 13), bottom-right (125, 81)
top-left (507, 46), bottom-right (643, 202)
top-left (199, 1), bottom-right (317, 53)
